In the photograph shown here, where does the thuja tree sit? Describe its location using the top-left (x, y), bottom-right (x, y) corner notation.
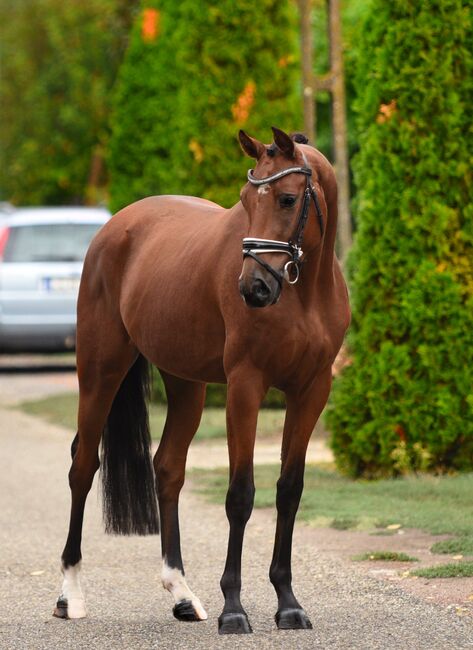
top-left (108, 1), bottom-right (182, 213)
top-left (326, 0), bottom-right (473, 477)
top-left (108, 0), bottom-right (300, 212)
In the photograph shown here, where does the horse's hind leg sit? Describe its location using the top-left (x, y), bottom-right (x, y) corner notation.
top-left (54, 320), bottom-right (137, 619)
top-left (154, 371), bottom-right (207, 621)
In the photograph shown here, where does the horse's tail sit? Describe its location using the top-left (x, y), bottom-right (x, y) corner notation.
top-left (100, 354), bottom-right (160, 535)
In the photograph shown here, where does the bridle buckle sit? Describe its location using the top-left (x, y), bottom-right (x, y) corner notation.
top-left (283, 260), bottom-right (300, 285)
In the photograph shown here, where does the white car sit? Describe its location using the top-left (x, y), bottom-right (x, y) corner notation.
top-left (0, 206), bottom-right (110, 351)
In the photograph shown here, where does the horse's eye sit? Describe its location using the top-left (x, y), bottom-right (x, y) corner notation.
top-left (279, 195), bottom-right (297, 209)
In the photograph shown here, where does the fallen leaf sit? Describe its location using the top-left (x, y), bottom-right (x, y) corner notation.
top-left (456, 607), bottom-right (469, 616)
top-left (386, 524), bottom-right (402, 530)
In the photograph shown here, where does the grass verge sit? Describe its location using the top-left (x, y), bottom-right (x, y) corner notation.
top-left (16, 392), bottom-right (286, 442)
top-left (191, 464), bottom-right (473, 551)
top-left (411, 562), bottom-right (473, 579)
top-left (430, 538), bottom-right (473, 555)
top-left (352, 551), bottom-right (418, 562)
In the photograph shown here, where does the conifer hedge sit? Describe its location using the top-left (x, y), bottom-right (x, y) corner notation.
top-left (108, 0), bottom-right (300, 212)
top-left (326, 0), bottom-right (473, 477)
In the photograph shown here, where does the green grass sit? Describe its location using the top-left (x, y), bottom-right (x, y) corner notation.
top-left (352, 551), bottom-right (418, 562)
top-left (191, 464), bottom-right (473, 544)
top-left (16, 392), bottom-right (287, 442)
top-left (430, 537), bottom-right (473, 556)
top-left (411, 562), bottom-right (473, 579)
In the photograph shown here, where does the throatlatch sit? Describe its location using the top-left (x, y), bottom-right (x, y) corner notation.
top-left (242, 155), bottom-right (324, 286)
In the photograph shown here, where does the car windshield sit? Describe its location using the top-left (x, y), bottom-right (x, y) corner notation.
top-left (4, 223), bottom-right (102, 263)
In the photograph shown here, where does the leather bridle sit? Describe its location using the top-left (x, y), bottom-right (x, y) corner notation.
top-left (242, 155), bottom-right (324, 288)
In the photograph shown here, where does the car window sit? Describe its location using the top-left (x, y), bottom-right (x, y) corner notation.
top-left (3, 223), bottom-right (102, 263)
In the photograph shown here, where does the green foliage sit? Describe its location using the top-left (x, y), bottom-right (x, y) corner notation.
top-left (411, 561), bottom-right (473, 579)
top-left (431, 537), bottom-right (473, 556)
top-left (352, 551), bottom-right (418, 562)
top-left (107, 1), bottom-right (181, 212)
top-left (108, 0), bottom-right (301, 212)
top-left (326, 0), bottom-right (473, 477)
top-left (0, 0), bottom-right (136, 205)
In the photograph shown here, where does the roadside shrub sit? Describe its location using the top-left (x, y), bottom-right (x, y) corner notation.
top-left (326, 0), bottom-right (473, 477)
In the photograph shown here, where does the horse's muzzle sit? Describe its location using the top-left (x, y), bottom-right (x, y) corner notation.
top-left (239, 276), bottom-right (280, 308)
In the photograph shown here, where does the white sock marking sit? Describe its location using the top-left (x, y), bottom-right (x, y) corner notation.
top-left (60, 561), bottom-right (86, 619)
top-left (162, 561), bottom-right (208, 620)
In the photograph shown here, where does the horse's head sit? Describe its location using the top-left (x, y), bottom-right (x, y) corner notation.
top-left (238, 127), bottom-right (324, 308)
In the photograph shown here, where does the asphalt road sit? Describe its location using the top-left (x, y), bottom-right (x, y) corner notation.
top-left (1, 364), bottom-right (473, 649)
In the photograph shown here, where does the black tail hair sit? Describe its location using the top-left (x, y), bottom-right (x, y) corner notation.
top-left (100, 354), bottom-right (160, 535)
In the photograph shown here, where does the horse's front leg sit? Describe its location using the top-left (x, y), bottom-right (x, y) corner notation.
top-left (270, 369), bottom-right (332, 630)
top-left (218, 368), bottom-right (266, 635)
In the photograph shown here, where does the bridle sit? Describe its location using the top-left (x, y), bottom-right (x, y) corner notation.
top-left (242, 154), bottom-right (324, 288)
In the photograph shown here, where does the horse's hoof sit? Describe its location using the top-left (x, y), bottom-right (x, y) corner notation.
top-left (52, 596), bottom-right (86, 620)
top-left (173, 599), bottom-right (204, 622)
top-left (218, 612), bottom-right (252, 634)
top-left (275, 607), bottom-right (313, 630)
top-left (53, 597), bottom-right (69, 619)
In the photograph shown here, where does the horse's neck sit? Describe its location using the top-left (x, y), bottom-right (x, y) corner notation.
top-left (304, 202), bottom-right (338, 296)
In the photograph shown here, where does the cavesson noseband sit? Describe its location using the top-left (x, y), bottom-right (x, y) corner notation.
top-left (242, 154), bottom-right (324, 287)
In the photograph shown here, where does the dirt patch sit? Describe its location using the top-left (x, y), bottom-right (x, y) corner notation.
top-left (310, 525), bottom-right (473, 617)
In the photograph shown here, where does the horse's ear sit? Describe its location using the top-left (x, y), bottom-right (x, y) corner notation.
top-left (238, 130), bottom-right (265, 160)
top-left (271, 126), bottom-right (295, 159)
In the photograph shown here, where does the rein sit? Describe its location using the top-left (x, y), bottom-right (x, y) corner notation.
top-left (242, 156), bottom-right (324, 287)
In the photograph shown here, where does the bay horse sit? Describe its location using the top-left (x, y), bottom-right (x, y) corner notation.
top-left (54, 127), bottom-right (350, 634)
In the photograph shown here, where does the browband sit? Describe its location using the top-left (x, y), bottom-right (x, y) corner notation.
top-left (247, 166), bottom-right (312, 186)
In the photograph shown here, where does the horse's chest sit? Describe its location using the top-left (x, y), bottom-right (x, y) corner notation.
top-left (254, 319), bottom-right (333, 383)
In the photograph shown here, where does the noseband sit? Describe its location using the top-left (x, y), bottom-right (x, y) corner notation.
top-left (242, 156), bottom-right (324, 288)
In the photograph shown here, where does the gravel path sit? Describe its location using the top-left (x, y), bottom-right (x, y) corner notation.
top-left (2, 402), bottom-right (473, 649)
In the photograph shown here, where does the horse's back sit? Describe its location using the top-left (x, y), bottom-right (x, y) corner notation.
top-left (110, 194), bottom-right (224, 238)
top-left (84, 194), bottom-right (227, 277)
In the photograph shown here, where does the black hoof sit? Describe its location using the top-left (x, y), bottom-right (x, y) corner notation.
top-left (173, 599), bottom-right (201, 622)
top-left (218, 612), bottom-right (252, 635)
top-left (53, 597), bottom-right (68, 619)
top-left (275, 607), bottom-right (313, 630)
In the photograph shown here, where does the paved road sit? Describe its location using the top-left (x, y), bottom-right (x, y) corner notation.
top-left (1, 367), bottom-right (473, 649)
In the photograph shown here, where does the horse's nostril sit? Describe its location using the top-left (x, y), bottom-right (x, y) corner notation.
top-left (252, 279), bottom-right (270, 299)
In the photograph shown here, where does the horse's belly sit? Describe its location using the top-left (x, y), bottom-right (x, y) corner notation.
top-left (124, 302), bottom-right (227, 383)
top-left (147, 341), bottom-right (226, 384)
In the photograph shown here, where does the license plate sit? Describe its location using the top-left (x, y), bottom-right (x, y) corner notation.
top-left (41, 276), bottom-right (81, 292)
